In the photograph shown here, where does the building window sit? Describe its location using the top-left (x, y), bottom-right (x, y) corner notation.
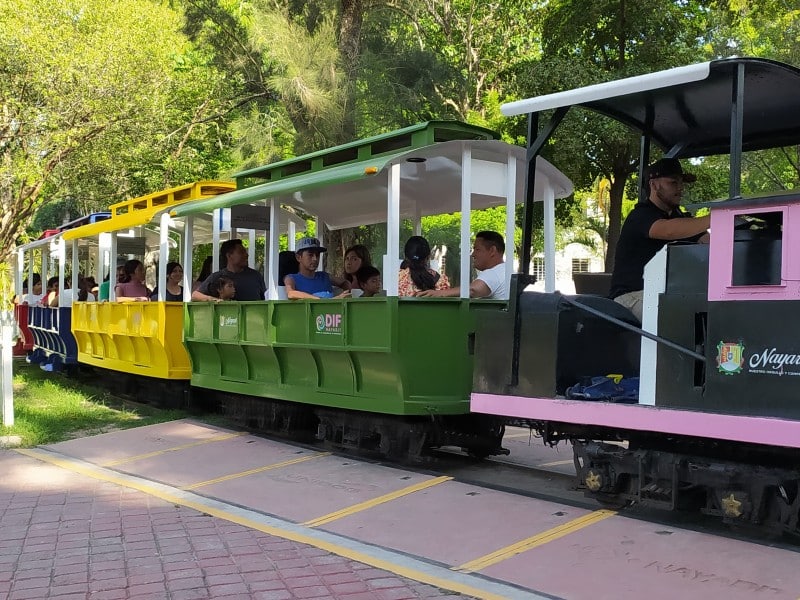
top-left (533, 257), bottom-right (546, 281)
top-left (572, 258), bottom-right (590, 274)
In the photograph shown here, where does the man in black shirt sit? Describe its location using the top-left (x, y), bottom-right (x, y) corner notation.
top-left (191, 239), bottom-right (267, 301)
top-left (609, 158), bottom-right (710, 321)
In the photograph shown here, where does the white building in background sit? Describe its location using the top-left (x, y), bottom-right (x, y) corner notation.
top-left (528, 242), bottom-right (605, 294)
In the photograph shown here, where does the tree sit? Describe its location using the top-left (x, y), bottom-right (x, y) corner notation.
top-left (358, 1), bottom-right (540, 133)
top-left (0, 0), bottom-right (221, 261)
top-left (510, 0), bottom-right (708, 271)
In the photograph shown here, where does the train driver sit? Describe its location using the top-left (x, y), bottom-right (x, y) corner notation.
top-left (609, 158), bottom-right (710, 321)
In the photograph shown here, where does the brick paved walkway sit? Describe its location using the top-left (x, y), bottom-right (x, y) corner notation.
top-left (0, 451), bottom-right (472, 600)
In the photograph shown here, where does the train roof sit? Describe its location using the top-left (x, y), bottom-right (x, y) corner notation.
top-left (171, 130), bottom-right (573, 229)
top-left (501, 57), bottom-right (800, 158)
top-left (61, 181), bottom-right (235, 240)
top-left (234, 120), bottom-right (499, 184)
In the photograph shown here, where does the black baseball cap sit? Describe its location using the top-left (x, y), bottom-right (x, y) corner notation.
top-left (647, 158), bottom-right (696, 183)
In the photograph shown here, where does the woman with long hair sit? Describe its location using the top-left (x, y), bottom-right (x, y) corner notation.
top-left (342, 244), bottom-right (372, 290)
top-left (150, 262), bottom-right (184, 301)
top-left (115, 259), bottom-right (150, 301)
top-left (192, 256), bottom-right (213, 292)
top-left (397, 236), bottom-right (449, 297)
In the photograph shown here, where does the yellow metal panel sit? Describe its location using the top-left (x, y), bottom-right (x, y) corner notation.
top-left (62, 181), bottom-right (234, 240)
top-left (72, 301), bottom-right (190, 380)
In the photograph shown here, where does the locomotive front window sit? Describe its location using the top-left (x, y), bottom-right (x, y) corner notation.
top-left (731, 210), bottom-right (783, 286)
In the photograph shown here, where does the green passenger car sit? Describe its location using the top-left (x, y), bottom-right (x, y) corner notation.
top-left (172, 121), bottom-right (572, 456)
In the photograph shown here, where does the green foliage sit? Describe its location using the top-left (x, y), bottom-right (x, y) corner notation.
top-left (0, 0), bottom-right (233, 257)
top-left (0, 262), bottom-right (13, 311)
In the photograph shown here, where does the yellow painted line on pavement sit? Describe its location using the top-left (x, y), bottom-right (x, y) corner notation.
top-left (183, 453), bottom-right (331, 490)
top-left (537, 459), bottom-right (574, 468)
top-left (17, 448), bottom-right (509, 600)
top-left (101, 431), bottom-right (247, 467)
top-left (455, 509), bottom-right (617, 573)
top-left (304, 476), bottom-right (453, 528)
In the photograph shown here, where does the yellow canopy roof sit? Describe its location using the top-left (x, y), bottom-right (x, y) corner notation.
top-left (62, 181), bottom-right (234, 240)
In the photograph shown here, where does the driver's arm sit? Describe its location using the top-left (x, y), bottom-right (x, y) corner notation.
top-left (649, 215), bottom-right (710, 241)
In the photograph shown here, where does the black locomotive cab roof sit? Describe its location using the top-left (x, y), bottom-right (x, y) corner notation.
top-left (501, 57), bottom-right (800, 159)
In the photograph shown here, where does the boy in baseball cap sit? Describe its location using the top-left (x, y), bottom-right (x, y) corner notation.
top-left (285, 237), bottom-right (351, 299)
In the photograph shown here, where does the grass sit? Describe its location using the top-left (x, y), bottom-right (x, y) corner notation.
top-left (1, 360), bottom-right (189, 447)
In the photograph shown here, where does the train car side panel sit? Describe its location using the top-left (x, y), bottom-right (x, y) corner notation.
top-left (72, 301), bottom-right (190, 379)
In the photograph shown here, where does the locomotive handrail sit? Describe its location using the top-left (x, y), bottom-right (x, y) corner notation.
top-left (561, 295), bottom-right (706, 363)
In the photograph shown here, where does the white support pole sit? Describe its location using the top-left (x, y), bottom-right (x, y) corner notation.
top-left (70, 240), bottom-right (79, 296)
top-left (384, 164), bottom-right (401, 296)
top-left (267, 200), bottom-right (280, 300)
top-left (316, 220), bottom-right (325, 272)
top-left (459, 146), bottom-right (472, 299)
top-left (158, 212), bottom-right (170, 302)
top-left (543, 175), bottom-right (556, 293)
top-left (182, 216), bottom-right (194, 301)
top-left (109, 232), bottom-right (118, 302)
top-left (248, 229), bottom-right (256, 269)
top-left (16, 248), bottom-right (24, 298)
top-left (98, 232), bottom-right (111, 295)
top-left (25, 248), bottom-right (32, 299)
top-left (413, 203), bottom-right (422, 236)
top-left (505, 152), bottom-right (517, 284)
top-left (288, 221), bottom-right (297, 250)
top-left (212, 208), bottom-right (221, 271)
top-left (1, 308), bottom-right (13, 426)
top-left (41, 247), bottom-right (49, 289)
top-left (57, 238), bottom-right (66, 298)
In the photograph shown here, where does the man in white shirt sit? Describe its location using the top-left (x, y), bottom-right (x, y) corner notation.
top-left (416, 231), bottom-right (508, 300)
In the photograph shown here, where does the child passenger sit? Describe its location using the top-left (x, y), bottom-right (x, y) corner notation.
top-left (208, 276), bottom-right (236, 301)
top-left (355, 266), bottom-right (382, 297)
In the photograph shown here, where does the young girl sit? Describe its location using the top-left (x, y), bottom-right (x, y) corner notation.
top-left (208, 276), bottom-right (236, 301)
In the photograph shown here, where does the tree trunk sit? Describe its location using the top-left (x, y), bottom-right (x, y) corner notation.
top-left (604, 170), bottom-right (626, 273)
top-left (338, 0), bottom-right (364, 141)
top-left (324, 0), bottom-right (366, 274)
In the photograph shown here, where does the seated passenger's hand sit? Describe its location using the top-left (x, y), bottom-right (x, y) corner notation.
top-left (335, 290), bottom-right (351, 299)
top-left (415, 289), bottom-right (438, 297)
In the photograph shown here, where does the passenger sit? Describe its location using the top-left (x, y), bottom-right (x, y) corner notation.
top-left (150, 262), bottom-right (184, 301)
top-left (19, 274), bottom-right (42, 305)
top-left (207, 276), bottom-right (236, 301)
top-left (397, 236), bottom-right (450, 297)
top-left (609, 158), bottom-right (710, 321)
top-left (192, 256), bottom-right (213, 292)
top-left (41, 276), bottom-right (59, 307)
top-left (416, 231), bottom-right (509, 300)
top-left (342, 245), bottom-right (372, 290)
top-left (192, 239), bottom-right (266, 302)
top-left (115, 259), bottom-right (151, 302)
top-left (355, 265), bottom-right (382, 297)
top-left (83, 276), bottom-right (98, 298)
top-left (59, 276), bottom-right (96, 307)
top-left (98, 263), bottom-right (125, 301)
top-left (77, 277), bottom-right (96, 302)
top-left (284, 237), bottom-right (351, 300)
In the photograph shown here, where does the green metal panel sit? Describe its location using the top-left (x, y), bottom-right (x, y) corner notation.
top-left (183, 298), bottom-right (505, 416)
